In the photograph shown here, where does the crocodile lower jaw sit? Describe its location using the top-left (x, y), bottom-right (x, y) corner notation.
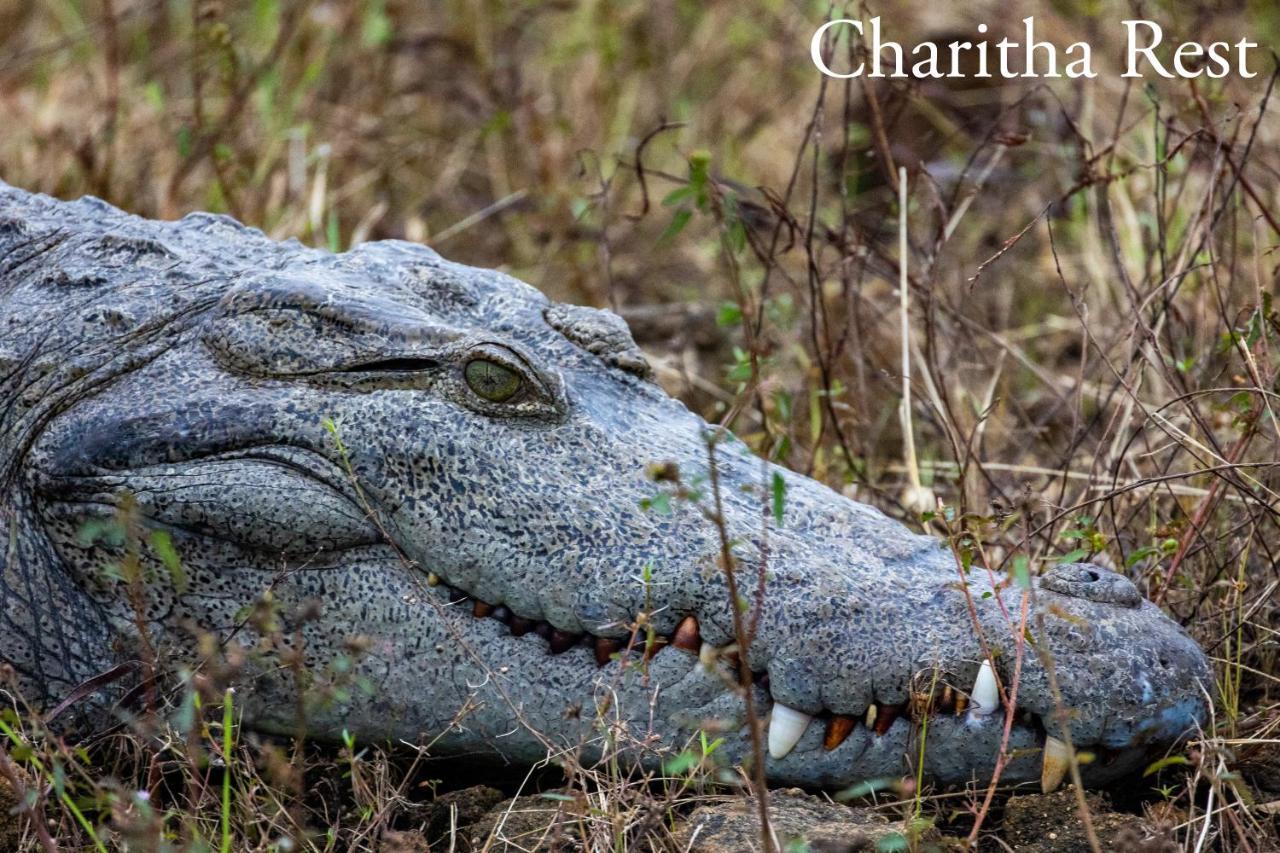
top-left (428, 574), bottom-right (1107, 792)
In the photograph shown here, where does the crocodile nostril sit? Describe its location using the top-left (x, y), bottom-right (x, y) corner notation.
top-left (1039, 563), bottom-right (1142, 608)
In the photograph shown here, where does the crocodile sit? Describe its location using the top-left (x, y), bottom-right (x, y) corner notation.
top-left (0, 181), bottom-right (1209, 792)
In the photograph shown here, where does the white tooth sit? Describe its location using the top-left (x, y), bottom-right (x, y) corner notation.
top-left (767, 704), bottom-right (813, 760)
top-left (969, 659), bottom-right (1000, 716)
top-left (864, 705), bottom-right (877, 729)
top-left (1041, 736), bottom-right (1071, 793)
top-left (699, 642), bottom-right (718, 669)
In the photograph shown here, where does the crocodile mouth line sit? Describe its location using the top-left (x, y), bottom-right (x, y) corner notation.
top-left (424, 571), bottom-right (1116, 792)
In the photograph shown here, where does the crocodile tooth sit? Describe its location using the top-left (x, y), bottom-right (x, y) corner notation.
top-left (863, 705), bottom-right (877, 729)
top-left (472, 601), bottom-right (494, 619)
top-left (938, 685), bottom-right (955, 713)
top-left (908, 691), bottom-right (929, 721)
top-left (548, 629), bottom-right (580, 655)
top-left (508, 616), bottom-right (536, 637)
top-left (768, 704), bottom-right (813, 759)
top-left (970, 660), bottom-right (1000, 716)
top-left (595, 637), bottom-right (624, 667)
top-left (671, 615), bottom-right (700, 652)
top-left (699, 642), bottom-right (718, 669)
top-left (823, 715), bottom-right (856, 751)
top-left (1041, 736), bottom-right (1071, 793)
top-left (954, 693), bottom-right (968, 715)
top-left (873, 703), bottom-right (902, 736)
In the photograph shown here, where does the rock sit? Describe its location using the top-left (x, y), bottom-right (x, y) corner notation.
top-left (673, 788), bottom-right (916, 853)
top-left (379, 828), bottom-right (431, 852)
top-left (464, 789), bottom-right (591, 852)
top-left (1001, 787), bottom-right (1174, 853)
top-left (396, 784), bottom-right (506, 845)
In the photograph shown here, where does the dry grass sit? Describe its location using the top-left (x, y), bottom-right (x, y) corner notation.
top-left (0, 0), bottom-right (1278, 849)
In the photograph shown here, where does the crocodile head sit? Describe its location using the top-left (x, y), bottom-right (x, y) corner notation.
top-left (1, 183), bottom-right (1209, 791)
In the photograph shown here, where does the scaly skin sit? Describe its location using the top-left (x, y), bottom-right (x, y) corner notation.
top-left (0, 182), bottom-right (1209, 789)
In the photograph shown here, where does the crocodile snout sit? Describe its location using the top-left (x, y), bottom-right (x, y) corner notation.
top-left (1040, 562), bottom-right (1142, 607)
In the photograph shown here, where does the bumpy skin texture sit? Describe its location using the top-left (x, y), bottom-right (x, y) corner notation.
top-left (0, 182), bottom-right (1209, 788)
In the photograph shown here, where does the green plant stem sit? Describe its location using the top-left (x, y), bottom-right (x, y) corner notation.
top-left (0, 719), bottom-right (107, 852)
top-left (222, 688), bottom-right (235, 853)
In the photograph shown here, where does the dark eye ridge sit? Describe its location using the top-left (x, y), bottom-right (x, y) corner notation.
top-left (464, 359), bottom-right (523, 402)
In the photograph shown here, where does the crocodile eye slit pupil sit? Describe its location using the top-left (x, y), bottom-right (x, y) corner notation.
top-left (465, 358), bottom-right (522, 403)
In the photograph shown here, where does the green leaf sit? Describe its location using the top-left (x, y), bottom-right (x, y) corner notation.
top-left (834, 776), bottom-right (895, 800)
top-left (150, 530), bottom-right (188, 592)
top-left (327, 209), bottom-right (341, 253)
top-left (1125, 546), bottom-right (1159, 567)
top-left (1143, 754), bottom-right (1189, 777)
top-left (688, 150), bottom-right (711, 191)
top-left (143, 81), bottom-right (165, 110)
top-left (661, 186), bottom-right (696, 207)
top-left (1012, 554), bottom-right (1032, 588)
top-left (662, 750), bottom-right (698, 774)
top-left (640, 492), bottom-right (673, 515)
top-left (77, 518), bottom-right (125, 548)
top-left (726, 347), bottom-right (753, 383)
top-left (727, 219), bottom-right (747, 254)
top-left (716, 301), bottom-right (743, 327)
top-left (360, 1), bottom-right (392, 46)
top-left (1056, 548), bottom-right (1090, 564)
top-left (876, 833), bottom-right (909, 852)
top-left (660, 208), bottom-right (693, 243)
top-left (771, 472), bottom-right (787, 526)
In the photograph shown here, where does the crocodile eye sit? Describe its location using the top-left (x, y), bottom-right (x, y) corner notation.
top-left (464, 359), bottom-right (523, 402)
